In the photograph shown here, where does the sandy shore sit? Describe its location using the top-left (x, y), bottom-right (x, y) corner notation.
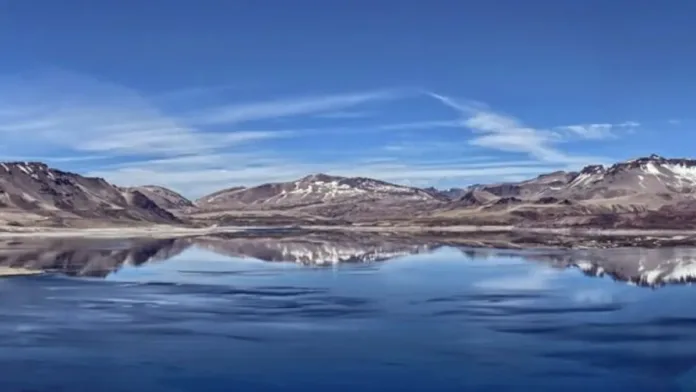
top-left (0, 225), bottom-right (237, 239)
top-left (0, 267), bottom-right (43, 277)
top-left (1, 224), bottom-right (696, 240)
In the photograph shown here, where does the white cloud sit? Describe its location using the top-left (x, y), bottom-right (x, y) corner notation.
top-left (195, 90), bottom-right (402, 125)
top-left (0, 71), bottom-right (294, 156)
top-left (426, 92), bottom-right (610, 165)
top-left (377, 120), bottom-right (462, 130)
top-left (559, 124), bottom-right (615, 139)
top-left (668, 119), bottom-right (682, 125)
top-left (0, 154), bottom-right (112, 163)
top-left (78, 128), bottom-right (293, 155)
top-left (151, 83), bottom-right (239, 102)
top-left (473, 268), bottom-right (560, 291)
top-left (557, 121), bottom-right (639, 140)
top-left (314, 110), bottom-right (373, 119)
top-left (572, 289), bottom-right (615, 304)
top-left (0, 72), bottom-right (637, 199)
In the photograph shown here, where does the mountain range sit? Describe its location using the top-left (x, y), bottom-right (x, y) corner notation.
top-left (2, 155), bottom-right (696, 229)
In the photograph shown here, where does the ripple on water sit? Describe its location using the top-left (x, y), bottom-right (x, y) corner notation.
top-left (1, 245), bottom-right (696, 391)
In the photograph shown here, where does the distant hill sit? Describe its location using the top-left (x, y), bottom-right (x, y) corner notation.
top-left (0, 162), bottom-right (179, 226)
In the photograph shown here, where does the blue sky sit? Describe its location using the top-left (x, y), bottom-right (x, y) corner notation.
top-left (0, 1), bottom-right (694, 197)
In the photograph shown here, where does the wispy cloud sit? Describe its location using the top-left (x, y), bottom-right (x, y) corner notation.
top-left (151, 83), bottom-right (240, 102)
top-left (314, 110), bottom-right (373, 119)
top-left (377, 120), bottom-right (462, 130)
top-left (573, 289), bottom-right (615, 304)
top-left (0, 71), bottom-right (296, 157)
top-left (668, 119), bottom-right (682, 125)
top-left (426, 92), bottom-right (609, 165)
top-left (473, 267), bottom-right (560, 291)
top-left (557, 121), bottom-right (639, 140)
top-left (0, 71), bottom-right (638, 198)
top-left (78, 128), bottom-right (293, 155)
top-left (194, 90), bottom-right (403, 125)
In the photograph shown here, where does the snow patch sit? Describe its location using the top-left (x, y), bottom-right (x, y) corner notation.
top-left (643, 268), bottom-right (663, 285)
top-left (639, 257), bottom-right (696, 285)
top-left (278, 244), bottom-right (430, 265)
top-left (664, 163), bottom-right (696, 184)
top-left (643, 162), bottom-right (662, 176)
top-left (663, 262), bottom-right (696, 283)
top-left (20, 193), bottom-right (37, 202)
top-left (637, 175), bottom-right (646, 189)
top-left (17, 165), bottom-right (31, 175)
top-left (569, 173), bottom-right (596, 188)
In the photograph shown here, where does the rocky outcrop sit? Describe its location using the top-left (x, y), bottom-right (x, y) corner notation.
top-left (194, 173), bottom-right (448, 221)
top-left (0, 162), bottom-right (180, 225)
top-left (124, 185), bottom-right (193, 210)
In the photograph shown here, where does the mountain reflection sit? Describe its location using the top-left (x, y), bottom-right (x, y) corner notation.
top-left (2, 233), bottom-right (696, 287)
top-left (0, 233), bottom-right (440, 277)
top-left (0, 238), bottom-right (190, 278)
top-left (194, 236), bottom-right (438, 265)
top-left (520, 247), bottom-right (696, 287)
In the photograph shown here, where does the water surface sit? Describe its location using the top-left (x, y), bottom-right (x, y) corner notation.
top-left (2, 235), bottom-right (696, 391)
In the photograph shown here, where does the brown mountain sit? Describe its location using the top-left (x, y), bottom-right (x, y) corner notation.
top-left (195, 173), bottom-right (448, 221)
top-left (5, 155), bottom-right (696, 230)
top-left (428, 155), bottom-right (696, 228)
top-left (124, 185), bottom-right (194, 210)
top-left (182, 155), bottom-right (696, 228)
top-left (0, 162), bottom-right (180, 227)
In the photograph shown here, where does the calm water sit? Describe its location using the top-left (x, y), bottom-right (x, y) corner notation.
top-left (2, 237), bottom-right (696, 391)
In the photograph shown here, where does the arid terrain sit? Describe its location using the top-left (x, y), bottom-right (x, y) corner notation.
top-left (2, 155), bottom-right (696, 246)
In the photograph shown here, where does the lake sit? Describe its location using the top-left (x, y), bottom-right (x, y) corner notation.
top-left (2, 234), bottom-right (696, 391)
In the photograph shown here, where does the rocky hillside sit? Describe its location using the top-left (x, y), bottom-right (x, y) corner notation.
top-left (426, 155), bottom-right (696, 228)
top-left (0, 162), bottom-right (180, 226)
top-left (184, 155), bottom-right (696, 228)
top-left (197, 173), bottom-right (442, 208)
top-left (6, 155), bottom-right (696, 229)
top-left (455, 155), bottom-right (696, 203)
top-left (559, 155), bottom-right (696, 200)
top-left (195, 173), bottom-right (448, 220)
top-left (423, 187), bottom-right (468, 200)
top-left (124, 185), bottom-right (194, 210)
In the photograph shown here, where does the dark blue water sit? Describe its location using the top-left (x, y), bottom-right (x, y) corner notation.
top-left (2, 245), bottom-right (696, 391)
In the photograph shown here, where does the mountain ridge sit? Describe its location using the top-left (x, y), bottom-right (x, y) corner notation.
top-left (2, 154), bottom-right (696, 229)
top-left (0, 162), bottom-right (180, 227)
top-left (193, 172), bottom-right (448, 221)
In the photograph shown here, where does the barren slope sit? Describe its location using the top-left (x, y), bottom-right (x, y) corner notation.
top-left (0, 162), bottom-right (180, 226)
top-left (125, 185), bottom-right (194, 210)
top-left (195, 173), bottom-right (448, 221)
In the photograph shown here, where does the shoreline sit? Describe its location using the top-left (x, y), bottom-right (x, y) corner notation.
top-left (0, 267), bottom-right (43, 277)
top-left (1, 224), bottom-right (696, 237)
top-left (1, 224), bottom-right (696, 249)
